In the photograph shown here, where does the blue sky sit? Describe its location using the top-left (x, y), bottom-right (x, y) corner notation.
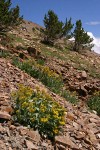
top-left (12, 0), bottom-right (100, 37)
top-left (11, 0), bottom-right (100, 53)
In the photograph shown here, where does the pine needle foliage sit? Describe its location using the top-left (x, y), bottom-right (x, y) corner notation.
top-left (0, 0), bottom-right (23, 33)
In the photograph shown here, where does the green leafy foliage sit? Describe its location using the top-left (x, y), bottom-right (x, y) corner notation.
top-left (62, 18), bottom-right (74, 38)
top-left (43, 10), bottom-right (63, 44)
top-left (73, 20), bottom-right (93, 51)
top-left (12, 59), bottom-right (63, 94)
top-left (43, 10), bottom-right (73, 45)
top-left (0, 50), bottom-right (10, 58)
top-left (61, 90), bottom-right (78, 104)
top-left (12, 58), bottom-right (79, 105)
top-left (12, 84), bottom-right (66, 138)
top-left (0, 0), bottom-right (23, 33)
top-left (87, 91), bottom-right (100, 115)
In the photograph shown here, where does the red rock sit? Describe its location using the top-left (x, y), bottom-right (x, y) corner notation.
top-left (55, 134), bottom-right (79, 149)
top-left (25, 140), bottom-right (38, 149)
top-left (89, 118), bottom-right (98, 123)
top-left (10, 125), bottom-right (16, 130)
top-left (73, 122), bottom-right (79, 130)
top-left (0, 140), bottom-right (6, 150)
top-left (0, 111), bottom-right (11, 120)
top-left (81, 71), bottom-right (87, 78)
top-left (75, 132), bottom-right (85, 139)
top-left (3, 106), bottom-right (13, 114)
top-left (9, 147), bottom-right (13, 150)
top-left (27, 130), bottom-right (40, 143)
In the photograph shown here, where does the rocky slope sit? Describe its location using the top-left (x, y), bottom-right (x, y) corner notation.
top-left (0, 58), bottom-right (100, 150)
top-left (0, 20), bottom-right (100, 149)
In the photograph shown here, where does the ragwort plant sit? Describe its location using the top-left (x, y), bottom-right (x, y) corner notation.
top-left (12, 59), bottom-right (63, 94)
top-left (87, 91), bottom-right (100, 115)
top-left (12, 84), bottom-right (66, 138)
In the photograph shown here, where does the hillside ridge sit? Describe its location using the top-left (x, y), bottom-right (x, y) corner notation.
top-left (0, 20), bottom-right (100, 150)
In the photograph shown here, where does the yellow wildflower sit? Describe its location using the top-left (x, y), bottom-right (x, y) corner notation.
top-left (59, 121), bottom-right (65, 125)
top-left (41, 118), bottom-right (48, 123)
top-left (53, 129), bottom-right (58, 134)
top-left (29, 108), bottom-right (35, 113)
top-left (22, 102), bottom-right (28, 108)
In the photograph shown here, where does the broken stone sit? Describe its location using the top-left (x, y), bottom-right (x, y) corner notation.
top-left (81, 71), bottom-right (87, 79)
top-left (55, 134), bottom-right (79, 149)
top-left (0, 140), bottom-right (6, 150)
top-left (25, 140), bottom-right (38, 150)
top-left (10, 125), bottom-right (16, 130)
top-left (96, 133), bottom-right (100, 139)
top-left (89, 118), bottom-right (98, 123)
top-left (88, 130), bottom-right (98, 144)
top-left (0, 111), bottom-right (11, 120)
top-left (27, 130), bottom-right (40, 143)
top-left (75, 132), bottom-right (85, 139)
top-left (73, 122), bottom-right (79, 130)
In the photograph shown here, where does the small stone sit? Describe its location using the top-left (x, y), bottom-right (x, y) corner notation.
top-left (0, 140), bottom-right (6, 150)
top-left (73, 122), bottom-right (79, 130)
top-left (89, 118), bottom-right (98, 123)
top-left (42, 142), bottom-right (48, 147)
top-left (9, 147), bottom-right (13, 150)
top-left (58, 144), bottom-right (66, 150)
top-left (81, 71), bottom-right (87, 78)
top-left (10, 125), bottom-right (16, 130)
top-left (25, 140), bottom-right (38, 149)
top-left (96, 133), bottom-right (100, 139)
top-left (55, 134), bottom-right (79, 149)
top-left (67, 112), bottom-right (75, 121)
top-left (3, 106), bottom-right (13, 114)
top-left (75, 132), bottom-right (85, 139)
top-left (19, 128), bottom-right (28, 136)
top-left (96, 143), bottom-right (100, 149)
top-left (0, 125), bottom-right (5, 133)
top-left (27, 130), bottom-right (40, 143)
top-left (88, 131), bottom-right (97, 144)
top-left (92, 110), bottom-right (97, 115)
top-left (0, 111), bottom-right (11, 120)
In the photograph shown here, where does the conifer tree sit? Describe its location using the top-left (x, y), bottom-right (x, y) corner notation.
top-left (0, 0), bottom-right (23, 33)
top-left (73, 20), bottom-right (93, 51)
top-left (43, 10), bottom-right (63, 44)
top-left (62, 18), bottom-right (74, 38)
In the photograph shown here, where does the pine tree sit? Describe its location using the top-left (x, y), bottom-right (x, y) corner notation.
top-left (62, 18), bottom-right (74, 38)
top-left (0, 0), bottom-right (23, 33)
top-left (73, 20), bottom-right (93, 51)
top-left (43, 10), bottom-right (63, 44)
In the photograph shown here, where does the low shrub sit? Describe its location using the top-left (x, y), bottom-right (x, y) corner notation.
top-left (12, 58), bottom-right (79, 104)
top-left (12, 84), bottom-right (65, 138)
top-left (87, 91), bottom-right (100, 115)
top-left (12, 59), bottom-right (63, 94)
top-left (0, 50), bottom-right (10, 58)
top-left (61, 90), bottom-right (78, 104)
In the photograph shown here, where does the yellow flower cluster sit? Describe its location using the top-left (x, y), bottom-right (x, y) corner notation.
top-left (12, 84), bottom-right (66, 138)
top-left (24, 59), bottom-right (61, 80)
top-left (93, 90), bottom-right (100, 96)
top-left (41, 117), bottom-right (48, 123)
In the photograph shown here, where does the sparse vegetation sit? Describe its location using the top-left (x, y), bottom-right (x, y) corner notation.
top-left (0, 0), bottom-right (23, 33)
top-left (43, 10), bottom-right (73, 45)
top-left (12, 84), bottom-right (66, 138)
top-left (73, 20), bottom-right (93, 51)
top-left (12, 58), bottom-right (79, 104)
top-left (61, 90), bottom-right (78, 104)
top-left (0, 50), bottom-right (10, 58)
top-left (87, 91), bottom-right (100, 115)
top-left (12, 59), bottom-right (63, 94)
